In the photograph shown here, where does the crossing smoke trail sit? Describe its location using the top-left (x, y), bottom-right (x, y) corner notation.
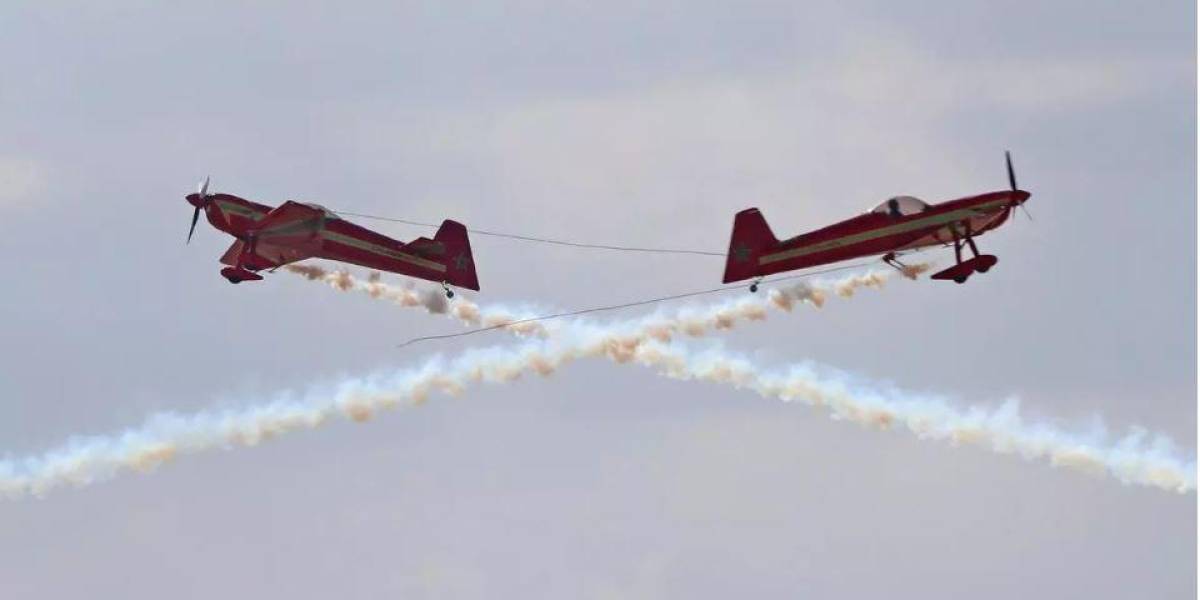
top-left (2, 261), bottom-right (922, 498)
top-left (3, 264), bottom-right (1189, 496)
top-left (1, 320), bottom-right (1193, 497)
top-left (282, 262), bottom-right (932, 340)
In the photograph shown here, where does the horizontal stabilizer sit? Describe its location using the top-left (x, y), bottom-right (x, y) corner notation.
top-left (407, 237), bottom-right (446, 258)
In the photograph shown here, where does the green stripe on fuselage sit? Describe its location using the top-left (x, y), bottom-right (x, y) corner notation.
top-left (759, 199), bottom-right (1008, 265)
top-left (215, 200), bottom-right (265, 220)
top-left (214, 200), bottom-right (444, 273)
top-left (322, 230), bottom-right (446, 273)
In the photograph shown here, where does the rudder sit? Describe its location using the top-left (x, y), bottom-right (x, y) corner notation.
top-left (434, 220), bottom-right (480, 291)
top-left (722, 208), bottom-right (778, 283)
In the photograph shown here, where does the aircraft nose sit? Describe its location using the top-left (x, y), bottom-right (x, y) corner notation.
top-left (1013, 190), bottom-right (1031, 204)
top-left (186, 193), bottom-right (203, 208)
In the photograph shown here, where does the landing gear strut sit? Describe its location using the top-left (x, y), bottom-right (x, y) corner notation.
top-left (442, 282), bottom-right (454, 299)
top-left (930, 223), bottom-right (998, 284)
top-left (882, 252), bottom-right (915, 278)
top-left (220, 234), bottom-right (266, 284)
top-left (951, 233), bottom-right (970, 283)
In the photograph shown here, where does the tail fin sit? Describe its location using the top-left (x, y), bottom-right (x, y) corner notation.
top-left (434, 220), bottom-right (480, 291)
top-left (722, 208), bottom-right (778, 283)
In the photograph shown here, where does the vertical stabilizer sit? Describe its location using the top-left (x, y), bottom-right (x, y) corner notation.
top-left (722, 208), bottom-right (778, 283)
top-left (434, 220), bottom-right (480, 291)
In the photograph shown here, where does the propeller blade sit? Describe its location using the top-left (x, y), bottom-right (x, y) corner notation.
top-left (198, 176), bottom-right (210, 198)
top-left (188, 206), bottom-right (201, 243)
top-left (1003, 152), bottom-right (1032, 220)
top-left (1005, 150), bottom-right (1017, 191)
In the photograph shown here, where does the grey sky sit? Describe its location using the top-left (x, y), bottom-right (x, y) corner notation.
top-left (0, 2), bottom-right (1194, 598)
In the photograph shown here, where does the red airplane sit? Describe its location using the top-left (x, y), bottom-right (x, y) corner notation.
top-left (185, 179), bottom-right (479, 296)
top-left (722, 152), bottom-right (1031, 289)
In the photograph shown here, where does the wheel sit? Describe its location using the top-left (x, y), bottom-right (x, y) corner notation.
top-left (445, 289), bottom-right (454, 299)
top-left (973, 255), bottom-right (997, 273)
top-left (953, 276), bottom-right (967, 284)
top-left (749, 283), bottom-right (758, 293)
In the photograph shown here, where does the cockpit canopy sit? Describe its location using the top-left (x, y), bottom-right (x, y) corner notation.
top-left (869, 196), bottom-right (929, 218)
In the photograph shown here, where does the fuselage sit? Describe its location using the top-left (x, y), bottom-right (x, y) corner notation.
top-left (754, 190), bottom-right (1029, 277)
top-left (184, 191), bottom-right (463, 284)
top-left (187, 192), bottom-right (272, 238)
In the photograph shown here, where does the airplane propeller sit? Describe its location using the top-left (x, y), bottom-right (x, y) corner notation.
top-left (188, 176), bottom-right (210, 244)
top-left (1005, 150), bottom-right (1032, 221)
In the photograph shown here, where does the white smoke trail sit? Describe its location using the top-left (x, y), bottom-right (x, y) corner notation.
top-left (283, 264), bottom-right (547, 336)
top-left (5, 263), bottom-right (1188, 496)
top-left (633, 342), bottom-right (1195, 494)
top-left (2, 329), bottom-right (1193, 497)
top-left (282, 262), bottom-right (931, 341)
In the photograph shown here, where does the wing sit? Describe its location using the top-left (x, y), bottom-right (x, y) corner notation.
top-left (252, 201), bottom-right (328, 248)
top-left (219, 239), bottom-right (314, 269)
top-left (892, 207), bottom-right (1012, 252)
top-left (217, 201), bottom-right (328, 269)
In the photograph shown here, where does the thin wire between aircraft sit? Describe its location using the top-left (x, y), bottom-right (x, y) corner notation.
top-left (397, 260), bottom-right (883, 347)
top-left (333, 210), bottom-right (726, 257)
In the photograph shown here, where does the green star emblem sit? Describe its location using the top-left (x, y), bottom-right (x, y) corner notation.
top-left (732, 244), bottom-right (752, 262)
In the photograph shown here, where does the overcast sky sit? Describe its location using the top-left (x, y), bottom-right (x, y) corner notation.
top-left (0, 2), bottom-right (1195, 598)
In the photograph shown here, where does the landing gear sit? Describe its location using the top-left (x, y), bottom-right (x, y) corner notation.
top-left (882, 252), bottom-right (917, 279)
top-left (930, 223), bottom-right (998, 284)
top-left (442, 282), bottom-right (454, 299)
top-left (218, 234), bottom-right (268, 284)
top-left (749, 277), bottom-right (763, 293)
top-left (971, 255), bottom-right (998, 274)
top-left (221, 266), bottom-right (263, 284)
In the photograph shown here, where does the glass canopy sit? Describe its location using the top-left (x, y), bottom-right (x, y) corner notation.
top-left (869, 196), bottom-right (929, 218)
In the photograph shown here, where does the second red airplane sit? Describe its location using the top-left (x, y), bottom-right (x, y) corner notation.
top-left (722, 152), bottom-right (1031, 289)
top-left (185, 181), bottom-right (479, 297)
